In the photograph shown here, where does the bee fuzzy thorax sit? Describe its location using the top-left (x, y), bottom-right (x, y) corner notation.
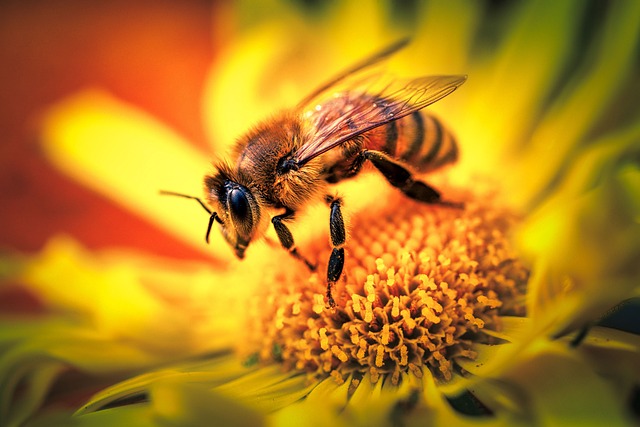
top-left (273, 158), bottom-right (326, 210)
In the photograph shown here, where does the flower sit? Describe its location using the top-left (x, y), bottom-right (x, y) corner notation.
top-left (1, 1), bottom-right (640, 426)
top-left (245, 192), bottom-right (529, 386)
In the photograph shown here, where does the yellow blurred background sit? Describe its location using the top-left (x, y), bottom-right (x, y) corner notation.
top-left (0, 0), bottom-right (218, 261)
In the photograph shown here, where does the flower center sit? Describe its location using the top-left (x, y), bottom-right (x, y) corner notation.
top-left (246, 191), bottom-right (528, 386)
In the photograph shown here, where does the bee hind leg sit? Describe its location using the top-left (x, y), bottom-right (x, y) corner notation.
top-left (272, 209), bottom-right (317, 271)
top-left (362, 150), bottom-right (463, 209)
top-left (325, 195), bottom-right (346, 308)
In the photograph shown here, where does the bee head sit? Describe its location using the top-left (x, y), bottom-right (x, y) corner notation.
top-left (204, 166), bottom-right (262, 259)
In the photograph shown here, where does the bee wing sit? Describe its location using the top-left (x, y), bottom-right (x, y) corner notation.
top-left (293, 74), bottom-right (467, 166)
top-left (296, 38), bottom-right (410, 110)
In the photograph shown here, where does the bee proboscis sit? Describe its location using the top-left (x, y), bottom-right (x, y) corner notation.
top-left (163, 39), bottom-right (466, 307)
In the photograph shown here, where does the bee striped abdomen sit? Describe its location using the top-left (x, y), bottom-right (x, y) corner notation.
top-left (380, 111), bottom-right (458, 172)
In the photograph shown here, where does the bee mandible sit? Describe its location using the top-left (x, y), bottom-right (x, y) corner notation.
top-left (162, 39), bottom-right (466, 307)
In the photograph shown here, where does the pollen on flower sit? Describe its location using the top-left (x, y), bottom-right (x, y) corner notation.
top-left (246, 192), bottom-right (528, 387)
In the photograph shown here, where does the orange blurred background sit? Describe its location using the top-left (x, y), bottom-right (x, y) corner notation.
top-left (0, 0), bottom-right (223, 260)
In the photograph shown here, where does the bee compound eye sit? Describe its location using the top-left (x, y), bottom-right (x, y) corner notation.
top-left (228, 187), bottom-right (253, 230)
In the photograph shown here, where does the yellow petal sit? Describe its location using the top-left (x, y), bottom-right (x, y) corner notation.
top-left (151, 380), bottom-right (265, 427)
top-left (516, 122), bottom-right (640, 333)
top-left (214, 366), bottom-right (314, 413)
top-left (513, 1), bottom-right (640, 207)
top-left (267, 378), bottom-right (354, 427)
top-left (576, 326), bottom-right (640, 396)
top-left (470, 341), bottom-right (632, 425)
top-left (77, 353), bottom-right (257, 416)
top-left (40, 90), bottom-right (223, 258)
top-left (460, 0), bottom-right (585, 177)
top-left (410, 0), bottom-right (480, 75)
top-left (28, 405), bottom-right (156, 427)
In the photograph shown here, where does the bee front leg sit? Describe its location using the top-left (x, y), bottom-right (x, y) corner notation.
top-left (325, 195), bottom-right (346, 308)
top-left (272, 209), bottom-right (316, 271)
top-left (362, 150), bottom-right (463, 208)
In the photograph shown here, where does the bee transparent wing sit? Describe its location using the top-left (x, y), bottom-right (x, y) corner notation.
top-left (296, 38), bottom-right (410, 110)
top-left (293, 74), bottom-right (467, 166)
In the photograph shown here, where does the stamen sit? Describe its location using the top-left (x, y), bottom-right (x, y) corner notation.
top-left (246, 193), bottom-right (528, 385)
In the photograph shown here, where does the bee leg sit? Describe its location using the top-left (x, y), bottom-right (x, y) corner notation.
top-left (272, 209), bottom-right (317, 271)
top-left (362, 150), bottom-right (463, 208)
top-left (325, 196), bottom-right (346, 308)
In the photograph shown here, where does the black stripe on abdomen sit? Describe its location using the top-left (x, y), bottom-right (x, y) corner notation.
top-left (384, 120), bottom-right (398, 156)
top-left (419, 115), bottom-right (443, 166)
top-left (400, 111), bottom-right (424, 162)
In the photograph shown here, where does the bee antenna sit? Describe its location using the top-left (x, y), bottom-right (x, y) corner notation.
top-left (159, 190), bottom-right (212, 214)
top-left (160, 190), bottom-right (224, 244)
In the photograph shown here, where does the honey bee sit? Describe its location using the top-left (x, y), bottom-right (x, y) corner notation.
top-left (162, 39), bottom-right (466, 307)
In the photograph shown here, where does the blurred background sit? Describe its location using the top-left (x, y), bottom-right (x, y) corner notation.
top-left (0, 0), bottom-right (218, 261)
